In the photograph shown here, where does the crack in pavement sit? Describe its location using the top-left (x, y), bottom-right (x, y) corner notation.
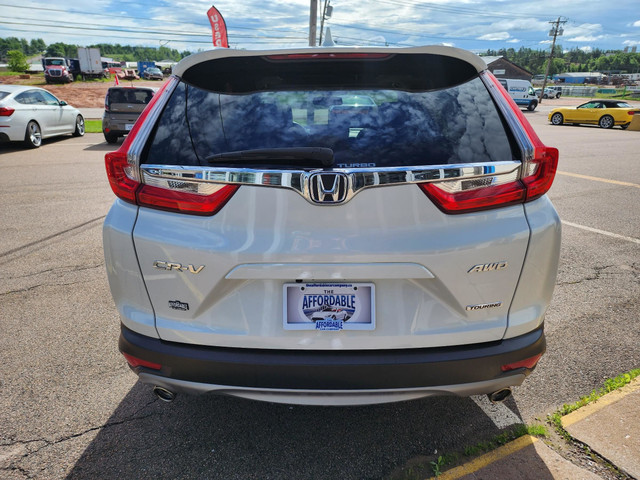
top-left (0, 263), bottom-right (105, 281)
top-left (0, 216), bottom-right (106, 266)
top-left (1, 280), bottom-right (101, 296)
top-left (1, 399), bottom-right (160, 475)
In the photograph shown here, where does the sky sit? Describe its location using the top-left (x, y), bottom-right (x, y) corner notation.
top-left (1, 0), bottom-right (639, 55)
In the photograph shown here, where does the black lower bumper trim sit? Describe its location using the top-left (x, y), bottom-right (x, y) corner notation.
top-left (119, 325), bottom-right (545, 390)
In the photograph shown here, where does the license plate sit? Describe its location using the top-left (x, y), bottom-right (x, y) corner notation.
top-left (283, 283), bottom-right (375, 331)
top-left (125, 123), bottom-right (134, 131)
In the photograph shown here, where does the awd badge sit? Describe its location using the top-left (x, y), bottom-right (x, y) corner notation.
top-left (468, 262), bottom-right (508, 274)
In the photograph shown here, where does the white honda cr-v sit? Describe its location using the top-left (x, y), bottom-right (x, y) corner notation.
top-left (103, 46), bottom-right (560, 406)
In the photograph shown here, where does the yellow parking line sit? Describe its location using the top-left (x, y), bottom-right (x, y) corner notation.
top-left (556, 171), bottom-right (640, 189)
top-left (429, 435), bottom-right (538, 480)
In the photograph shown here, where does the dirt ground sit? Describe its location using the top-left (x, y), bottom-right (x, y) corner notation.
top-left (0, 74), bottom-right (162, 107)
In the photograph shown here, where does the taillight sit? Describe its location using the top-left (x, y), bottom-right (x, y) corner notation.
top-left (105, 78), bottom-right (239, 216)
top-left (420, 72), bottom-right (559, 215)
top-left (0, 107), bottom-right (15, 116)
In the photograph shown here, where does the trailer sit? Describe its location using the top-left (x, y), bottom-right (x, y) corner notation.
top-left (77, 47), bottom-right (108, 80)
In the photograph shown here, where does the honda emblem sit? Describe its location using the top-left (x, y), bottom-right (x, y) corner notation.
top-left (309, 173), bottom-right (348, 204)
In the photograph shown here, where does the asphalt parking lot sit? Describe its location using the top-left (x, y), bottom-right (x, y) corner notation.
top-left (0, 105), bottom-right (639, 479)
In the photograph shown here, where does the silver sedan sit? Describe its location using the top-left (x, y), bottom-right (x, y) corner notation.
top-left (0, 85), bottom-right (84, 148)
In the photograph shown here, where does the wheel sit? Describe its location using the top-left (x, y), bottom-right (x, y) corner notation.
top-left (104, 132), bottom-right (118, 144)
top-left (621, 123), bottom-right (629, 130)
top-left (555, 93), bottom-right (561, 99)
top-left (73, 115), bottom-right (85, 137)
top-left (24, 121), bottom-right (42, 148)
top-left (543, 94), bottom-right (549, 99)
top-left (527, 101), bottom-right (537, 111)
top-left (550, 113), bottom-right (564, 125)
top-left (598, 115), bottom-right (614, 129)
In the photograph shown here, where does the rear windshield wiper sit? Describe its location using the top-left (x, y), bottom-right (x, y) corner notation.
top-left (206, 147), bottom-right (334, 168)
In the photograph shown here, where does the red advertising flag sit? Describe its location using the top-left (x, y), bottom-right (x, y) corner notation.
top-left (207, 5), bottom-right (229, 48)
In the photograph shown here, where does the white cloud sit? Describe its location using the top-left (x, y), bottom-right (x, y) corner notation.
top-left (623, 40), bottom-right (639, 46)
top-left (567, 35), bottom-right (605, 42)
top-left (633, 20), bottom-right (640, 27)
top-left (478, 32), bottom-right (510, 41)
top-left (507, 38), bottom-right (520, 43)
top-left (579, 46), bottom-right (593, 53)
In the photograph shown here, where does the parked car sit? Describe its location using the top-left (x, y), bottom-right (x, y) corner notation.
top-left (102, 86), bottom-right (156, 143)
top-left (549, 100), bottom-right (640, 129)
top-left (0, 85), bottom-right (84, 148)
top-left (142, 67), bottom-right (164, 81)
top-left (534, 87), bottom-right (560, 99)
top-left (104, 46), bottom-right (560, 406)
top-left (547, 86), bottom-right (562, 98)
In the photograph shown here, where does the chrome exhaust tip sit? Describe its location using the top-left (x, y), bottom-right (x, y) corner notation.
top-left (487, 388), bottom-right (512, 404)
top-left (153, 386), bottom-right (176, 403)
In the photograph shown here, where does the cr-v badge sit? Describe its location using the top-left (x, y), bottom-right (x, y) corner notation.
top-left (153, 261), bottom-right (204, 274)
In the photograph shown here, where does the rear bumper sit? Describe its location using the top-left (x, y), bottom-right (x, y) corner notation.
top-left (120, 324), bottom-right (545, 404)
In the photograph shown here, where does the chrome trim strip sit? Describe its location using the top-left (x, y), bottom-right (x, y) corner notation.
top-left (127, 76), bottom-right (180, 179)
top-left (479, 71), bottom-right (535, 168)
top-left (141, 161), bottom-right (521, 205)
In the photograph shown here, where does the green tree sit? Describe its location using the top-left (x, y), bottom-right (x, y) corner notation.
top-left (45, 42), bottom-right (67, 57)
top-left (7, 50), bottom-right (29, 72)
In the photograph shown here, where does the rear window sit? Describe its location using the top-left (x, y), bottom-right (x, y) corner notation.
top-left (0, 92), bottom-right (9, 101)
top-left (108, 88), bottom-right (153, 106)
top-left (144, 54), bottom-right (518, 168)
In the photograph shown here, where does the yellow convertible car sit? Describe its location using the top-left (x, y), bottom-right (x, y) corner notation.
top-left (549, 99), bottom-right (640, 129)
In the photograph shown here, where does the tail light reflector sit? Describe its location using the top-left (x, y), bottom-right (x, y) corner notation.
top-left (122, 352), bottom-right (161, 370)
top-left (501, 354), bottom-right (542, 372)
top-left (0, 107), bottom-right (15, 116)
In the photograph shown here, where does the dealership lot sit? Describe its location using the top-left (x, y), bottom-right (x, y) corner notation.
top-left (0, 108), bottom-right (639, 479)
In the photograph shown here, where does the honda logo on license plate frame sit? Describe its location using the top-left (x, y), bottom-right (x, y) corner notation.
top-left (309, 172), bottom-right (348, 204)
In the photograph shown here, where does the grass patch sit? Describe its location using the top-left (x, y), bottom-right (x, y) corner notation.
top-left (548, 369), bottom-right (640, 437)
top-left (84, 120), bottom-right (102, 134)
top-left (389, 423), bottom-right (548, 479)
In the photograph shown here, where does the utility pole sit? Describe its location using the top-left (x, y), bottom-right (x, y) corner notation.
top-left (540, 17), bottom-right (566, 104)
top-left (309, 0), bottom-right (318, 47)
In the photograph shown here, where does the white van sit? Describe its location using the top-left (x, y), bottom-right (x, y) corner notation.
top-left (498, 79), bottom-right (538, 111)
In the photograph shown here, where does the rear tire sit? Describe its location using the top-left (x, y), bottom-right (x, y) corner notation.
top-left (73, 115), bottom-right (85, 137)
top-left (104, 132), bottom-right (118, 144)
top-left (527, 101), bottom-right (537, 111)
top-left (24, 121), bottom-right (42, 148)
top-left (621, 123), bottom-right (629, 130)
top-left (599, 115), bottom-right (614, 129)
top-left (550, 113), bottom-right (564, 125)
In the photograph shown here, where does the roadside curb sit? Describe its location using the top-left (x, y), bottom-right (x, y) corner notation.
top-left (561, 378), bottom-right (640, 429)
top-left (429, 377), bottom-right (640, 480)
